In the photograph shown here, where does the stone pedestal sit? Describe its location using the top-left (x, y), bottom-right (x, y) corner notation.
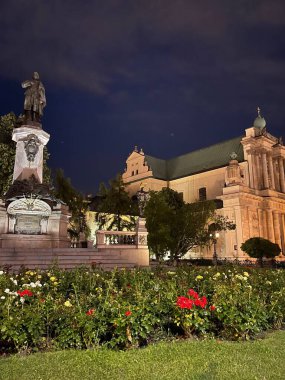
top-left (0, 202), bottom-right (70, 249)
top-left (136, 217), bottom-right (148, 248)
top-left (0, 121), bottom-right (71, 249)
top-left (12, 125), bottom-right (50, 183)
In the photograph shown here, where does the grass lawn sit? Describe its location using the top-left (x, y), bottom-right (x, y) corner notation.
top-left (0, 330), bottom-right (284, 380)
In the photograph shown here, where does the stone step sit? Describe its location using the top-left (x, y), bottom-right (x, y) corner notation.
top-left (0, 246), bottom-right (148, 270)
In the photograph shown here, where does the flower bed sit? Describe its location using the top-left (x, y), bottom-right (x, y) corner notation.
top-left (0, 266), bottom-right (284, 353)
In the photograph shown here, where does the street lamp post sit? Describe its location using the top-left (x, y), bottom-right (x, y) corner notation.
top-left (210, 232), bottom-right (220, 265)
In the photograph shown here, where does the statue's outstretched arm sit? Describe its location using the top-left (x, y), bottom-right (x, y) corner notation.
top-left (22, 80), bottom-right (32, 88)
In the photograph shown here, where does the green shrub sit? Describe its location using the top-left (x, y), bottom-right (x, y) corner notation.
top-left (0, 266), bottom-right (284, 352)
top-left (241, 237), bottom-right (281, 265)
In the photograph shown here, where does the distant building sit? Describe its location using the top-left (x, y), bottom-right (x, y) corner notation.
top-left (122, 110), bottom-right (285, 259)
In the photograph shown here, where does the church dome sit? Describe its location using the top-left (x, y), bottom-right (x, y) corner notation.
top-left (253, 107), bottom-right (266, 128)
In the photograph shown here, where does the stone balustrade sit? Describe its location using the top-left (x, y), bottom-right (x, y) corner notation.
top-left (96, 230), bottom-right (138, 248)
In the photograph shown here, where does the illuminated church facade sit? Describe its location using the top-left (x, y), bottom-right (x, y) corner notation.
top-left (122, 110), bottom-right (285, 259)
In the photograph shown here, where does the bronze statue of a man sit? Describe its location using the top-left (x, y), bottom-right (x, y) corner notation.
top-left (22, 72), bottom-right (46, 122)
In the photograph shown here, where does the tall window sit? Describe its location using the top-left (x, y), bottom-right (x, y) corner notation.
top-left (199, 187), bottom-right (207, 201)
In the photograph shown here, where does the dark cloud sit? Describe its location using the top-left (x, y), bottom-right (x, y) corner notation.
top-left (1, 0), bottom-right (284, 94)
top-left (1, 0), bottom-right (285, 191)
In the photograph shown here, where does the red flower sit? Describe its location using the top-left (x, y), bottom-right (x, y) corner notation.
top-left (17, 289), bottom-right (33, 297)
top-left (125, 310), bottom-right (132, 316)
top-left (86, 308), bottom-right (95, 316)
top-left (210, 305), bottom-right (216, 311)
top-left (176, 296), bottom-right (193, 309)
top-left (194, 299), bottom-right (201, 307)
top-left (187, 289), bottom-right (199, 299)
top-left (199, 296), bottom-right (207, 309)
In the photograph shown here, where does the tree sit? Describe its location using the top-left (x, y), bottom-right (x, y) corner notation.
top-left (0, 112), bottom-right (51, 197)
top-left (95, 174), bottom-right (138, 231)
top-left (144, 188), bottom-right (235, 262)
top-left (0, 113), bottom-right (16, 196)
top-left (54, 169), bottom-right (90, 242)
top-left (241, 237), bottom-right (281, 266)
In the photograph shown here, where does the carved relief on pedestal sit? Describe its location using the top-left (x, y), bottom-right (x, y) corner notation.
top-left (23, 134), bottom-right (40, 162)
top-left (7, 197), bottom-right (51, 235)
top-left (138, 234), bottom-right (147, 245)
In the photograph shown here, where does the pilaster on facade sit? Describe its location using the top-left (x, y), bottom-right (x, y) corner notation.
top-left (246, 151), bottom-right (255, 189)
top-left (281, 214), bottom-right (285, 253)
top-left (278, 157), bottom-right (285, 193)
top-left (267, 154), bottom-right (275, 190)
top-left (272, 144), bottom-right (285, 193)
top-left (266, 210), bottom-right (275, 243)
top-left (273, 211), bottom-right (282, 250)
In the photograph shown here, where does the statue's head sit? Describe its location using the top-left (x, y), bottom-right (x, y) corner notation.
top-left (33, 72), bottom-right (40, 80)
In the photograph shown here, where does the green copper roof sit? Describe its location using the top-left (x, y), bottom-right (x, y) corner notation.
top-left (145, 136), bottom-right (244, 180)
top-left (144, 155), bottom-right (167, 180)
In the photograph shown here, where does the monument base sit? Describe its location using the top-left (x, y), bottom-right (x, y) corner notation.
top-left (0, 199), bottom-right (70, 249)
top-left (0, 234), bottom-right (70, 249)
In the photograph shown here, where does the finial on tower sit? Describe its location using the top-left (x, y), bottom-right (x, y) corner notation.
top-left (253, 106), bottom-right (266, 128)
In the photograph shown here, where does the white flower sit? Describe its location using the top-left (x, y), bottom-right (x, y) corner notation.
top-left (20, 297), bottom-right (25, 304)
top-left (4, 288), bottom-right (10, 293)
top-left (243, 272), bottom-right (249, 277)
top-left (8, 277), bottom-right (18, 285)
top-left (0, 296), bottom-right (5, 300)
top-left (0, 270), bottom-right (4, 275)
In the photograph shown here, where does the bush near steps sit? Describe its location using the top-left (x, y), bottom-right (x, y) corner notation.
top-left (0, 265), bottom-right (284, 353)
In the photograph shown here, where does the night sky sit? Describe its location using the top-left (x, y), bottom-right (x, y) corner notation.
top-left (1, 1), bottom-right (285, 194)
